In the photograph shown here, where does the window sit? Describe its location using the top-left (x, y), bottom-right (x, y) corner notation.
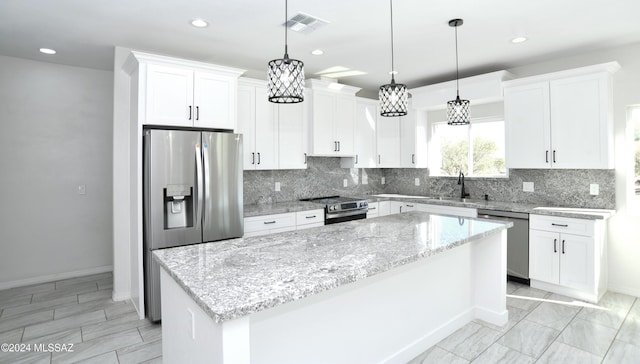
top-left (429, 118), bottom-right (506, 177)
top-left (630, 106), bottom-right (640, 207)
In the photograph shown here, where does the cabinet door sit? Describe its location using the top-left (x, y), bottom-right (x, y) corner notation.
top-left (334, 95), bottom-right (356, 156)
top-left (377, 201), bottom-right (391, 216)
top-left (278, 103), bottom-right (307, 169)
top-left (559, 233), bottom-right (594, 292)
top-left (529, 229), bottom-right (560, 284)
top-left (400, 114), bottom-right (417, 167)
top-left (254, 87), bottom-right (277, 170)
top-left (193, 71), bottom-right (236, 130)
top-left (389, 201), bottom-right (404, 214)
top-left (504, 82), bottom-right (551, 168)
top-left (353, 101), bottom-right (378, 167)
top-left (237, 85), bottom-right (256, 170)
top-left (311, 91), bottom-right (336, 155)
top-left (550, 73), bottom-right (611, 169)
top-left (376, 117), bottom-right (400, 167)
top-left (145, 64), bottom-right (194, 126)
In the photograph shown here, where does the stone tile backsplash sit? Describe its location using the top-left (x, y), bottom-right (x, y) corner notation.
top-left (243, 158), bottom-right (615, 209)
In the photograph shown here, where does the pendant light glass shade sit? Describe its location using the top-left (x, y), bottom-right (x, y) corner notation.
top-left (379, 0), bottom-right (407, 117)
top-left (268, 0), bottom-right (304, 103)
top-left (447, 18), bottom-right (470, 125)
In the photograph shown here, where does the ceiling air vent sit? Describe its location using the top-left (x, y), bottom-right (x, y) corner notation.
top-left (284, 13), bottom-right (330, 34)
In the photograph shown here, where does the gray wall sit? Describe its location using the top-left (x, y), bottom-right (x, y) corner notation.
top-left (0, 55), bottom-right (113, 286)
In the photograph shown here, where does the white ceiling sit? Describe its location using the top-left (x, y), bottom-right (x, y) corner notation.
top-left (1, 0), bottom-right (639, 92)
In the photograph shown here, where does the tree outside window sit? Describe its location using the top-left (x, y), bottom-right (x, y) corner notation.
top-left (430, 119), bottom-right (506, 177)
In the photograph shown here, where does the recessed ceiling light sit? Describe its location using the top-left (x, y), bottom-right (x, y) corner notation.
top-left (191, 19), bottom-right (209, 28)
top-left (511, 36), bottom-right (528, 44)
top-left (39, 48), bottom-right (56, 55)
top-left (311, 49), bottom-right (324, 56)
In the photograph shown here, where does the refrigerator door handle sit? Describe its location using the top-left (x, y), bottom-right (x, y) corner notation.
top-left (203, 142), bottom-right (211, 224)
top-left (195, 143), bottom-right (204, 227)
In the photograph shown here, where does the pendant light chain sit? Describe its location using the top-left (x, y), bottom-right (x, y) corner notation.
top-left (284, 0), bottom-right (288, 57)
top-left (389, 0), bottom-right (395, 80)
top-left (454, 22), bottom-right (459, 97)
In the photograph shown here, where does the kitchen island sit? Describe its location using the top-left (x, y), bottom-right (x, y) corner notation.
top-left (154, 211), bottom-right (511, 364)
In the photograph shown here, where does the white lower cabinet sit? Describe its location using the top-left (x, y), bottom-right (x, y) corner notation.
top-left (366, 202), bottom-right (379, 218)
top-left (390, 201), bottom-right (418, 214)
top-left (377, 201), bottom-right (391, 217)
top-left (295, 209), bottom-right (325, 230)
top-left (244, 213), bottom-right (296, 237)
top-left (529, 214), bottom-right (607, 303)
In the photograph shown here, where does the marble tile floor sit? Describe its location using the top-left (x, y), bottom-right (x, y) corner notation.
top-left (0, 273), bottom-right (161, 364)
top-left (408, 281), bottom-right (640, 364)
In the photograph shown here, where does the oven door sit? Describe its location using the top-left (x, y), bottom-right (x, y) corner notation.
top-left (325, 210), bottom-right (368, 225)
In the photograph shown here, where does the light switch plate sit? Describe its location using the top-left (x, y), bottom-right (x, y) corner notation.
top-left (590, 183), bottom-right (599, 195)
top-left (415, 178), bottom-right (420, 186)
top-left (381, 177), bottom-right (386, 185)
top-left (523, 182), bottom-right (534, 192)
top-left (343, 179), bottom-right (348, 187)
top-left (275, 182), bottom-right (281, 192)
top-left (77, 184), bottom-right (86, 195)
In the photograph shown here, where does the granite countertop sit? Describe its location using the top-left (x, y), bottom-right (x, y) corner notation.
top-left (154, 211), bottom-right (511, 323)
top-left (244, 201), bottom-right (324, 217)
top-left (357, 194), bottom-right (615, 220)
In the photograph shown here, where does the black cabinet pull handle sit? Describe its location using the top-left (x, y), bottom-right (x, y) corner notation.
top-left (251, 152), bottom-right (255, 164)
top-left (553, 150), bottom-right (557, 163)
top-left (264, 221), bottom-right (276, 225)
top-left (196, 106), bottom-right (200, 120)
top-left (552, 223), bottom-right (569, 227)
top-left (337, 141), bottom-right (341, 151)
top-left (355, 155), bottom-right (358, 164)
top-left (369, 207), bottom-right (377, 210)
top-left (406, 204), bottom-right (414, 208)
top-left (546, 150), bottom-right (549, 163)
top-left (188, 106), bottom-right (192, 120)
top-left (304, 153), bottom-right (307, 164)
top-left (257, 152), bottom-right (261, 164)
top-left (412, 154), bottom-right (415, 164)
top-left (554, 238), bottom-right (557, 253)
top-left (378, 155), bottom-right (381, 164)
top-left (305, 215), bottom-right (316, 219)
top-left (562, 240), bottom-right (566, 254)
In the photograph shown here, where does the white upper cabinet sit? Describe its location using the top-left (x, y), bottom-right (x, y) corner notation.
top-left (504, 63), bottom-right (619, 169)
top-left (352, 98), bottom-right (378, 168)
top-left (376, 116), bottom-right (400, 167)
top-left (400, 112), bottom-right (418, 167)
top-left (375, 102), bottom-right (426, 168)
top-left (307, 79), bottom-right (361, 157)
top-left (237, 78), bottom-right (307, 170)
top-left (125, 51), bottom-right (245, 130)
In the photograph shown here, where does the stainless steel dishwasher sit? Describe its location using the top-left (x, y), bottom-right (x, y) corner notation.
top-left (477, 209), bottom-right (530, 285)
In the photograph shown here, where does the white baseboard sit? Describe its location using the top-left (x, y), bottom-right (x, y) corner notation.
top-left (0, 265), bottom-right (113, 290)
top-left (112, 290), bottom-right (132, 302)
top-left (382, 309), bottom-right (474, 363)
top-left (475, 306), bottom-right (509, 326)
top-left (608, 284), bottom-right (640, 299)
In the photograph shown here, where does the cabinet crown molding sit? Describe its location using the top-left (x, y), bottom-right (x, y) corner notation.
top-left (503, 62), bottom-right (621, 88)
top-left (123, 50), bottom-right (246, 77)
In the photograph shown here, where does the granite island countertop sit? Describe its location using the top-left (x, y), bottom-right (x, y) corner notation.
top-left (154, 211), bottom-right (511, 323)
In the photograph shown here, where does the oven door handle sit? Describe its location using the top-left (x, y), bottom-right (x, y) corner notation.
top-left (326, 209), bottom-right (368, 220)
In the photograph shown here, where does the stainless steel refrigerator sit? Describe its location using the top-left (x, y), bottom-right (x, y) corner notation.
top-left (143, 128), bottom-right (243, 322)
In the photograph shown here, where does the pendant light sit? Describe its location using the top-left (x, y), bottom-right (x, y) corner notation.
top-left (267, 0), bottom-right (305, 103)
top-left (379, 0), bottom-right (407, 117)
top-left (447, 18), bottom-right (470, 125)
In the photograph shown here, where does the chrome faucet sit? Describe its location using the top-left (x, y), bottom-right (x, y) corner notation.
top-left (458, 171), bottom-right (470, 199)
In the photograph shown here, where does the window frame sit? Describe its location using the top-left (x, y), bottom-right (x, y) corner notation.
top-left (428, 116), bottom-right (508, 179)
top-left (627, 105), bottom-right (640, 213)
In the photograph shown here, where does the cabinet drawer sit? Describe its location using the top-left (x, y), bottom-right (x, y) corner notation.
top-left (296, 209), bottom-right (325, 226)
top-left (530, 214), bottom-right (594, 237)
top-left (296, 222), bottom-right (324, 230)
top-left (244, 213), bottom-right (296, 234)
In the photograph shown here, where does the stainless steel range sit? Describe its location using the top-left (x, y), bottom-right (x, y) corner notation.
top-left (300, 196), bottom-right (369, 224)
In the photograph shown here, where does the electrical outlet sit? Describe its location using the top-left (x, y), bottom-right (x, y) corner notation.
top-left (343, 179), bottom-right (348, 188)
top-left (77, 184), bottom-right (86, 195)
top-left (415, 178), bottom-right (420, 186)
top-left (523, 182), bottom-right (534, 192)
top-left (590, 183), bottom-right (599, 195)
top-left (275, 182), bottom-right (281, 192)
top-left (381, 177), bottom-right (386, 185)
top-left (362, 174), bottom-right (368, 185)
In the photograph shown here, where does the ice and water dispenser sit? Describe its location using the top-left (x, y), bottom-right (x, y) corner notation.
top-left (164, 184), bottom-right (194, 229)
